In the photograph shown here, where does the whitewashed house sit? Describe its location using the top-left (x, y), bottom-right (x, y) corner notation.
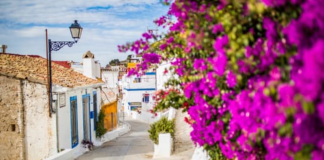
top-left (54, 80), bottom-right (103, 158)
top-left (0, 53), bottom-right (104, 160)
top-left (121, 71), bottom-right (157, 123)
top-left (101, 66), bottom-right (119, 103)
top-left (156, 61), bottom-right (174, 90)
top-left (102, 66), bottom-right (119, 88)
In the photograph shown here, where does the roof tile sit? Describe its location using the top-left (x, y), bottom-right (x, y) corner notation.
top-left (0, 54), bottom-right (102, 88)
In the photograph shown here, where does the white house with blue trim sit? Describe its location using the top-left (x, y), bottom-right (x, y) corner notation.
top-left (54, 81), bottom-right (104, 158)
top-left (53, 51), bottom-right (107, 158)
top-left (121, 71), bottom-right (157, 122)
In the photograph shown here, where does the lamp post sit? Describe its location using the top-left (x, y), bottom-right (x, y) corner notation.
top-left (46, 20), bottom-right (83, 115)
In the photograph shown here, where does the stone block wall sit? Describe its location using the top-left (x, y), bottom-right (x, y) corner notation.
top-left (0, 76), bottom-right (24, 160)
top-left (173, 109), bottom-right (194, 154)
top-left (23, 80), bottom-right (57, 160)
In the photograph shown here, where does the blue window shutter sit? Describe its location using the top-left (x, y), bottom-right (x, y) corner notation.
top-left (144, 95), bottom-right (149, 103)
top-left (70, 96), bottom-right (78, 148)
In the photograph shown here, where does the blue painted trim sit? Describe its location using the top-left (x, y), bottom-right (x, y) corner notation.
top-left (82, 94), bottom-right (92, 142)
top-left (145, 72), bottom-right (156, 75)
top-left (70, 96), bottom-right (78, 148)
top-left (90, 111), bottom-right (94, 119)
top-left (123, 88), bottom-right (156, 91)
top-left (93, 91), bottom-right (97, 131)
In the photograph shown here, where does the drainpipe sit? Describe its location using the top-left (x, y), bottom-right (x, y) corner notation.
top-left (19, 80), bottom-right (26, 160)
top-left (55, 100), bottom-right (60, 153)
top-left (45, 29), bottom-right (52, 118)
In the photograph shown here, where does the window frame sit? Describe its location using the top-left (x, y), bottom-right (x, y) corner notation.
top-left (134, 77), bottom-right (141, 83)
top-left (70, 96), bottom-right (79, 148)
top-left (143, 94), bottom-right (149, 103)
top-left (93, 91), bottom-right (98, 131)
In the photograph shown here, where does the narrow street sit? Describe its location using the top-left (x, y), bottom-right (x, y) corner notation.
top-left (76, 117), bottom-right (193, 160)
top-left (76, 118), bottom-right (155, 160)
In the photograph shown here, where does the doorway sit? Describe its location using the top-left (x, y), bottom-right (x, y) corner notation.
top-left (82, 95), bottom-right (91, 141)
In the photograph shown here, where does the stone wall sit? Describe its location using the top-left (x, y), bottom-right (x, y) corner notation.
top-left (23, 80), bottom-right (57, 160)
top-left (173, 109), bottom-right (194, 153)
top-left (0, 76), bottom-right (24, 160)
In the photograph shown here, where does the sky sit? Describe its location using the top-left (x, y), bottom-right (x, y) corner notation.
top-left (0, 0), bottom-right (169, 66)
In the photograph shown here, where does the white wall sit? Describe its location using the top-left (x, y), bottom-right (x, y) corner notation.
top-left (120, 71), bottom-right (157, 122)
top-left (102, 70), bottom-right (119, 88)
top-left (123, 90), bottom-right (155, 109)
top-left (83, 59), bottom-right (101, 79)
top-left (122, 89), bottom-right (156, 123)
top-left (123, 73), bottom-right (156, 89)
top-left (83, 58), bottom-right (95, 79)
top-left (94, 62), bottom-right (101, 79)
top-left (23, 81), bottom-right (57, 160)
top-left (57, 87), bottom-right (102, 158)
top-left (156, 62), bottom-right (173, 90)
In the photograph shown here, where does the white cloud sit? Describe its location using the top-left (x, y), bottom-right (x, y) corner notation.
top-left (0, 0), bottom-right (162, 25)
top-left (0, 0), bottom-right (169, 66)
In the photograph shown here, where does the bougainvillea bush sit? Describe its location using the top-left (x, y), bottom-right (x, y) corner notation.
top-left (119, 0), bottom-right (324, 159)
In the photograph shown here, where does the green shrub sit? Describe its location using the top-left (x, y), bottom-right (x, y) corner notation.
top-left (148, 116), bottom-right (175, 145)
top-left (96, 109), bottom-right (107, 138)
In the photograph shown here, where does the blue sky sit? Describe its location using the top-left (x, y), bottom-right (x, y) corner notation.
top-left (0, 0), bottom-right (169, 66)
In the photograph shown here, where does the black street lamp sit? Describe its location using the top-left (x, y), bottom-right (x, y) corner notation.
top-left (46, 20), bottom-right (83, 114)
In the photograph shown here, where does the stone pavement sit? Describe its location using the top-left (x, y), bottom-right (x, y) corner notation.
top-left (173, 110), bottom-right (194, 154)
top-left (76, 117), bottom-right (194, 160)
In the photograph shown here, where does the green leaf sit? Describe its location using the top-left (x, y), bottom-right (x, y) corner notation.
top-left (302, 101), bottom-right (315, 114)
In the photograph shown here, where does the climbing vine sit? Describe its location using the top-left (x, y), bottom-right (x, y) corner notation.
top-left (96, 109), bottom-right (107, 138)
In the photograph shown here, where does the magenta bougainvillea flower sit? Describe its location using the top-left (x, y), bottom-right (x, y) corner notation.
top-left (119, 0), bottom-right (324, 159)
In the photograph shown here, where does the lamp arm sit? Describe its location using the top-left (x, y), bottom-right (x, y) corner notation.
top-left (49, 40), bottom-right (77, 51)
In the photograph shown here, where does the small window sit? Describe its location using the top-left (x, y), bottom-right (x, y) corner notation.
top-left (11, 124), bottom-right (16, 132)
top-left (134, 78), bottom-right (141, 83)
top-left (143, 94), bottom-right (149, 103)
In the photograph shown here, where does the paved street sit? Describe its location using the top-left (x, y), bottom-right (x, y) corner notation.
top-left (76, 118), bottom-right (193, 160)
top-left (76, 118), bottom-right (154, 160)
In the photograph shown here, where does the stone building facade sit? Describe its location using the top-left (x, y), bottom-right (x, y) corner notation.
top-left (0, 75), bottom-right (56, 160)
top-left (0, 53), bottom-right (103, 160)
top-left (0, 76), bottom-right (25, 160)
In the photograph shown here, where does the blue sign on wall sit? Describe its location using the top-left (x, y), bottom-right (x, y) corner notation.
top-left (90, 111), bottom-right (94, 119)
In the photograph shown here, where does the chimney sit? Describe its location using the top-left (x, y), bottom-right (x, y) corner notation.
top-left (1, 45), bottom-right (7, 54)
top-left (82, 51), bottom-right (96, 79)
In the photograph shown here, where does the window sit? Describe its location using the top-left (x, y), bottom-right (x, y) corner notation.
top-left (70, 96), bottom-right (78, 148)
top-left (93, 92), bottom-right (97, 130)
top-left (143, 94), bottom-right (149, 103)
top-left (11, 124), bottom-right (16, 132)
top-left (134, 78), bottom-right (141, 83)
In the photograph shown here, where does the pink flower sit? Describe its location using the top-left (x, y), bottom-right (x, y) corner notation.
top-left (226, 70), bottom-right (237, 88)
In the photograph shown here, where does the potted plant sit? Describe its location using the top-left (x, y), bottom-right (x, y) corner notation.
top-left (81, 140), bottom-right (94, 151)
top-left (148, 116), bottom-right (175, 157)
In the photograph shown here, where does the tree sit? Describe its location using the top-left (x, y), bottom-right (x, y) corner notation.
top-left (109, 59), bottom-right (120, 66)
top-left (127, 54), bottom-right (132, 60)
